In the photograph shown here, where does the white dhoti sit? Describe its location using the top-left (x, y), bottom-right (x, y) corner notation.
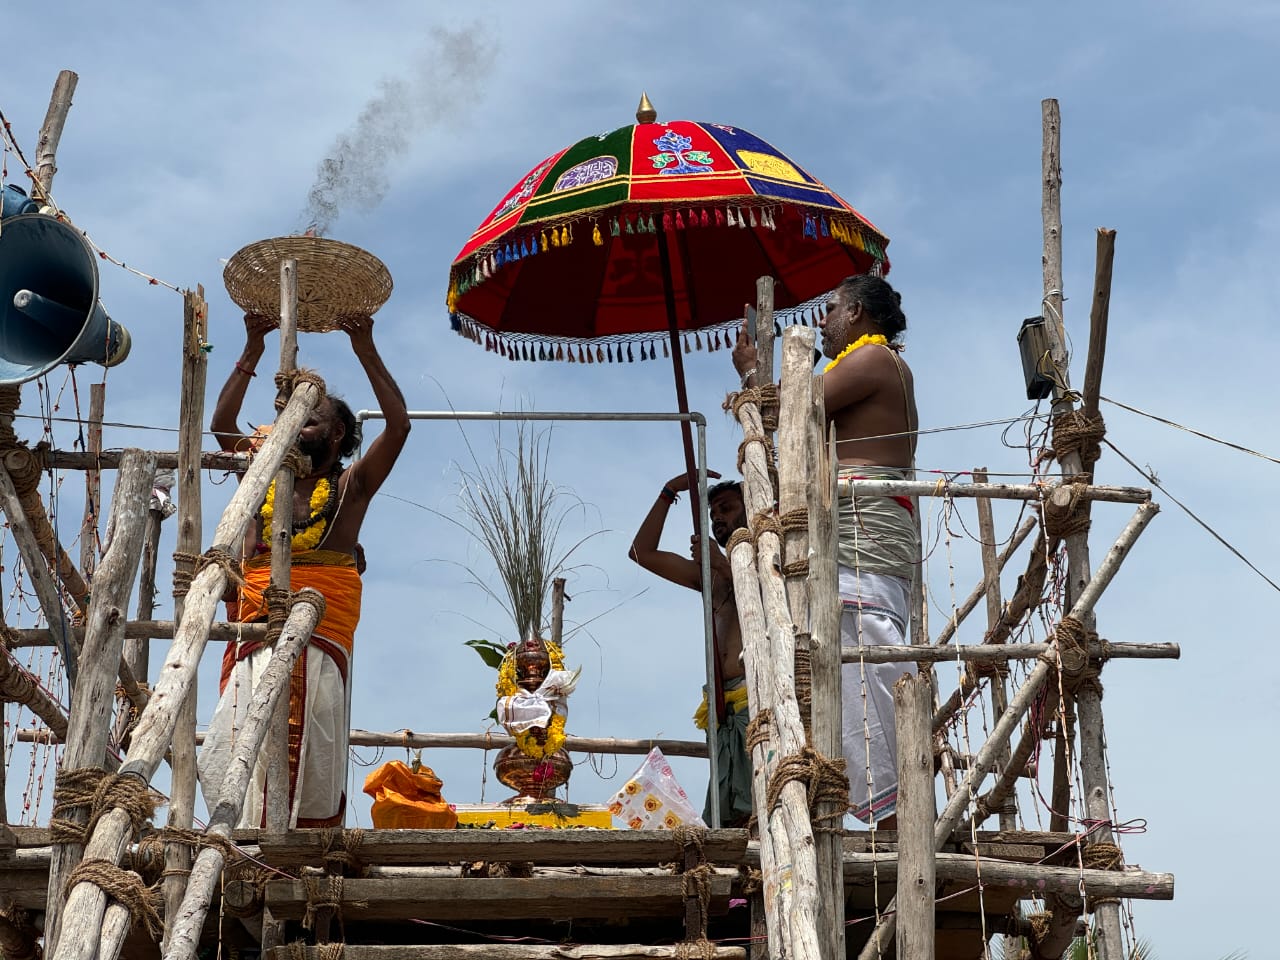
top-left (839, 566), bottom-right (913, 824)
top-left (198, 640), bottom-right (350, 828)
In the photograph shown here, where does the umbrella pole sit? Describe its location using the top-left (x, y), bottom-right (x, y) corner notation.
top-left (657, 230), bottom-right (726, 828)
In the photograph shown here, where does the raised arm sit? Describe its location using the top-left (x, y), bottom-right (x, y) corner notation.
top-left (628, 470), bottom-right (720, 591)
top-left (211, 314), bottom-right (277, 452)
top-left (339, 314), bottom-right (410, 499)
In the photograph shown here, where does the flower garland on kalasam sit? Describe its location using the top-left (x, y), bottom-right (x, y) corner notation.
top-left (496, 639), bottom-right (567, 759)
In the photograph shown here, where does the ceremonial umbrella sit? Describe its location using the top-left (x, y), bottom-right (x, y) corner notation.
top-left (448, 96), bottom-right (889, 361)
top-left (446, 96), bottom-right (890, 730)
top-left (447, 96), bottom-right (889, 474)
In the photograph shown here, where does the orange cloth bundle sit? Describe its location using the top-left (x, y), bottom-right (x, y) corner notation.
top-left (362, 760), bottom-right (458, 829)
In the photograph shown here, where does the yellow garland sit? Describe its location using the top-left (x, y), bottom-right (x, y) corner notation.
top-left (260, 476), bottom-right (332, 552)
top-left (823, 333), bottom-right (889, 373)
top-left (496, 639), bottom-right (568, 759)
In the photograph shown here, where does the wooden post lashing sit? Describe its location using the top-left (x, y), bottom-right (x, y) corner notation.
top-left (162, 592), bottom-right (324, 960)
top-left (49, 382), bottom-right (323, 960)
top-left (893, 672), bottom-right (935, 960)
top-left (42, 450), bottom-right (156, 956)
top-left (162, 287), bottom-right (209, 949)
top-left (31, 70), bottom-right (78, 205)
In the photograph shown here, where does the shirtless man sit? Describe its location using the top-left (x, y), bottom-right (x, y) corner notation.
top-left (734, 275), bottom-right (918, 827)
top-left (629, 471), bottom-right (752, 825)
top-left (199, 311), bottom-right (411, 827)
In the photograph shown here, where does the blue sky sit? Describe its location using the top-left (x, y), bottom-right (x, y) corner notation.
top-left (3, 2), bottom-right (1278, 955)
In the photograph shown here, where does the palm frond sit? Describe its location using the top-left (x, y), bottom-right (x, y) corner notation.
top-left (451, 423), bottom-right (599, 643)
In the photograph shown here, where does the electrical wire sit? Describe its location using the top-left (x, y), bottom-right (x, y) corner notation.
top-left (1105, 439), bottom-right (1280, 594)
top-left (1102, 395), bottom-right (1280, 466)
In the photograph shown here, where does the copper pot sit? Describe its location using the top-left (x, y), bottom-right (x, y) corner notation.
top-left (494, 743), bottom-right (572, 801)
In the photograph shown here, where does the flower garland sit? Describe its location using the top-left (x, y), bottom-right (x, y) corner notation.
top-left (823, 333), bottom-right (889, 373)
top-left (260, 472), bottom-right (337, 551)
top-left (496, 639), bottom-right (568, 759)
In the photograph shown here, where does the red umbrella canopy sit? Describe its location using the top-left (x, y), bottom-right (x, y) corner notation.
top-left (448, 104), bottom-right (890, 362)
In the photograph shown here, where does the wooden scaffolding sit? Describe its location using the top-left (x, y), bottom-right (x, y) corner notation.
top-left (0, 75), bottom-right (1174, 960)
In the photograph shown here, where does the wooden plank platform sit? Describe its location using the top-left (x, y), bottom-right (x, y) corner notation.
top-left (264, 875), bottom-right (734, 922)
top-left (264, 947), bottom-right (748, 959)
top-left (256, 828), bottom-right (750, 868)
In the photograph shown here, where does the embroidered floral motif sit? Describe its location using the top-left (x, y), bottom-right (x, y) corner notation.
top-left (649, 129), bottom-right (714, 175)
top-left (554, 156), bottom-right (618, 191)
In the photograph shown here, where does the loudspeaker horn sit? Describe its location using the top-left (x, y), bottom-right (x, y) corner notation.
top-left (0, 213), bottom-right (131, 386)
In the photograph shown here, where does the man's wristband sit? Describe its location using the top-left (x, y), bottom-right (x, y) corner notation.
top-left (739, 367), bottom-right (757, 386)
top-left (234, 361), bottom-right (257, 378)
top-left (660, 486), bottom-right (678, 504)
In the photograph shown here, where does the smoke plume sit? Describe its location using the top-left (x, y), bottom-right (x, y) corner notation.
top-left (302, 25), bottom-right (496, 237)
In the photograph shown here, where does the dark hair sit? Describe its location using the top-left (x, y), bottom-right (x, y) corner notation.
top-left (840, 275), bottom-right (906, 342)
top-left (707, 479), bottom-right (743, 503)
top-left (329, 395), bottom-right (362, 460)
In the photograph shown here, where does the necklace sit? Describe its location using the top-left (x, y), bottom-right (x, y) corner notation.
top-left (260, 466), bottom-right (342, 551)
top-left (823, 333), bottom-right (889, 373)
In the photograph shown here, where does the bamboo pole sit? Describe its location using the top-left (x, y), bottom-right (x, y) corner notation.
top-left (856, 500), bottom-right (1159, 959)
top-left (1040, 95), bottom-right (1124, 959)
top-left (727, 536), bottom-right (787, 959)
top-left (78, 384), bottom-right (105, 581)
top-left (837, 478), bottom-right (1147, 504)
top-left (0, 646), bottom-right (70, 739)
top-left (265, 260), bottom-right (300, 833)
top-left (164, 593), bottom-right (323, 960)
top-left (48, 382), bottom-right (323, 960)
top-left (45, 449), bottom-right (250, 472)
top-left (841, 853), bottom-right (1172, 900)
top-left (42, 450), bottom-right (156, 956)
top-left (2, 447), bottom-right (91, 614)
top-left (754, 277), bottom-right (775, 394)
top-left (974, 468), bottom-right (1016, 834)
top-left (112, 488), bottom-right (163, 748)
top-left (162, 287), bottom-right (209, 948)
top-left (0, 465), bottom-right (78, 684)
top-left (732, 388), bottom-right (822, 960)
top-left (17, 728), bottom-right (715, 758)
top-left (10, 619), bottom-right (272, 647)
top-left (550, 577), bottom-right (566, 647)
top-left (807, 366), bottom-right (845, 960)
top-left (31, 69), bottom-right (78, 204)
top-left (844, 640), bottom-right (1177, 664)
top-left (892, 673), bottom-right (934, 959)
top-left (781, 328), bottom-right (839, 960)
top-left (932, 517), bottom-right (1036, 649)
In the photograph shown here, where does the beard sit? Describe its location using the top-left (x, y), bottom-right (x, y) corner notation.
top-left (298, 431), bottom-right (331, 465)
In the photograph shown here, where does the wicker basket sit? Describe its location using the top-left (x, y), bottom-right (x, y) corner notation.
top-left (222, 236), bottom-right (393, 333)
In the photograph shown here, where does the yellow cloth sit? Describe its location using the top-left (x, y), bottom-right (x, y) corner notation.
top-left (692, 683), bottom-right (750, 731)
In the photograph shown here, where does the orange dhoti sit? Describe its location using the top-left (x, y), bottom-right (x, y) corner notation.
top-left (198, 550), bottom-right (361, 828)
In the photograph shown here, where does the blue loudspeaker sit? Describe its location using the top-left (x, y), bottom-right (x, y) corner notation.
top-left (0, 214), bottom-right (131, 385)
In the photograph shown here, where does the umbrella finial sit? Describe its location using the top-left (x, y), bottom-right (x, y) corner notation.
top-left (636, 92), bottom-right (657, 124)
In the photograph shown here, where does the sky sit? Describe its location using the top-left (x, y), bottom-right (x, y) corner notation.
top-left (2, 2), bottom-right (1278, 956)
